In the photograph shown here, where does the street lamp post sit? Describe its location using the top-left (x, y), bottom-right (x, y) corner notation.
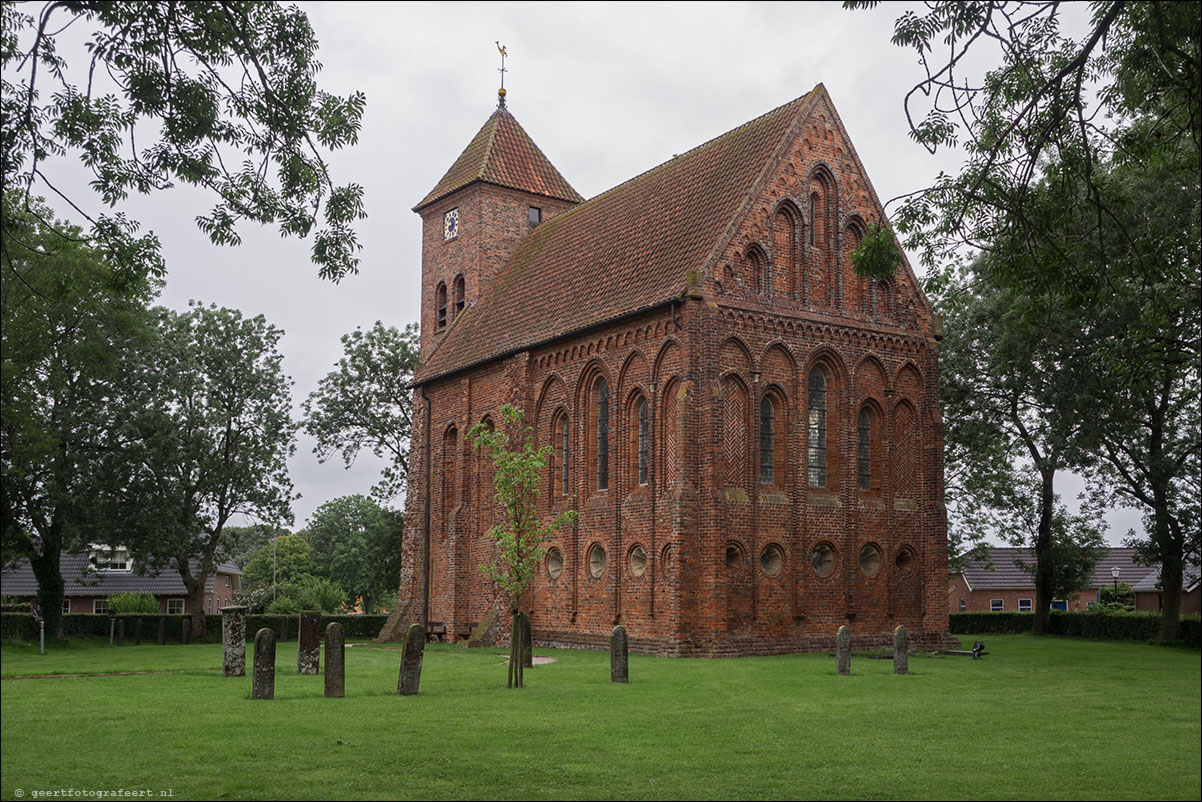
top-left (1111, 565), bottom-right (1121, 603)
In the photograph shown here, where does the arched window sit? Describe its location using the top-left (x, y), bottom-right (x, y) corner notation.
top-left (636, 398), bottom-right (650, 486)
top-left (774, 203), bottom-right (801, 298)
top-left (551, 411), bottom-right (570, 497)
top-left (808, 369), bottom-right (828, 488)
top-left (452, 275), bottom-right (465, 320)
top-left (858, 406), bottom-right (872, 491)
top-left (442, 426), bottom-right (458, 534)
top-left (436, 282), bottom-right (448, 328)
top-left (595, 379), bottom-right (609, 491)
top-left (747, 245), bottom-right (769, 295)
top-left (759, 396), bottom-right (775, 485)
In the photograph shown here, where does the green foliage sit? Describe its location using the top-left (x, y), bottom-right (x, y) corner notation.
top-left (950, 611), bottom-right (1201, 647)
top-left (302, 322), bottom-right (420, 503)
top-left (468, 404), bottom-right (577, 688)
top-left (1099, 582), bottom-right (1134, 608)
top-left (1, 1), bottom-right (366, 281)
top-left (265, 596), bottom-right (300, 616)
top-left (300, 494), bottom-right (403, 612)
top-left (101, 303), bottom-right (298, 635)
top-left (105, 593), bottom-right (158, 615)
top-left (849, 223), bottom-right (905, 280)
top-left (219, 524), bottom-right (287, 569)
top-left (292, 576), bottom-right (348, 614)
top-left (1, 193), bottom-right (157, 638)
top-left (242, 535), bottom-right (319, 589)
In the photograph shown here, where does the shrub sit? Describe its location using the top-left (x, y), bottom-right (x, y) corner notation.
top-left (266, 596), bottom-right (300, 615)
top-left (950, 611), bottom-right (1201, 647)
top-left (106, 592), bottom-right (159, 614)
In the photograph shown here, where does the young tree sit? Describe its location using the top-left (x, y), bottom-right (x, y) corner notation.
top-left (2, 1), bottom-right (366, 282)
top-left (468, 405), bottom-right (576, 689)
top-left (301, 494), bottom-right (403, 613)
top-left (218, 524), bottom-right (288, 569)
top-left (241, 534), bottom-right (319, 590)
top-left (303, 322), bottom-right (420, 503)
top-left (110, 303), bottom-right (297, 636)
top-left (1, 193), bottom-right (155, 637)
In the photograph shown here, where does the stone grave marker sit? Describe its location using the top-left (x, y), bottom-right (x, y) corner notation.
top-left (397, 623), bottom-right (425, 695)
top-left (116, 619), bottom-right (125, 647)
top-left (325, 622), bottom-right (345, 698)
top-left (297, 611), bottom-right (321, 674)
top-left (252, 628), bottom-right (276, 700)
top-left (180, 617), bottom-right (191, 645)
top-left (134, 618), bottom-right (143, 645)
top-left (157, 617), bottom-right (166, 645)
top-left (836, 625), bottom-right (851, 675)
top-left (893, 625), bottom-right (909, 675)
top-left (611, 625), bottom-right (629, 683)
top-left (222, 606), bottom-right (247, 677)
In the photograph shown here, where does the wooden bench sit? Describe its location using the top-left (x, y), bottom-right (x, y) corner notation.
top-left (426, 621), bottom-right (447, 642)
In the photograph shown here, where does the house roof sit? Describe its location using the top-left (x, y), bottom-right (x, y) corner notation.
top-left (1132, 565), bottom-right (1202, 593)
top-left (1, 553), bottom-right (241, 598)
top-left (414, 105), bottom-right (584, 212)
top-left (958, 547), bottom-right (1159, 591)
top-left (415, 86), bottom-right (822, 383)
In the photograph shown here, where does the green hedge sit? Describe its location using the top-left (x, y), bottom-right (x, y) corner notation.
top-left (951, 611), bottom-right (1201, 647)
top-left (2, 612), bottom-right (390, 643)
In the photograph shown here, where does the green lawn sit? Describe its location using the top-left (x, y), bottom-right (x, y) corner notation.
top-left (1, 634), bottom-right (1198, 800)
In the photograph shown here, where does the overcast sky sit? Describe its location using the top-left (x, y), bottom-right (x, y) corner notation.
top-left (31, 2), bottom-right (1136, 541)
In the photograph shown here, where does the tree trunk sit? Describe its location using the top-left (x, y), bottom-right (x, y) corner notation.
top-left (1031, 467), bottom-right (1056, 635)
top-left (1153, 498), bottom-right (1182, 643)
top-left (30, 548), bottom-right (65, 639)
top-left (186, 580), bottom-right (207, 638)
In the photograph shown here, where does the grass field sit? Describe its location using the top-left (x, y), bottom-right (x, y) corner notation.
top-left (1, 634), bottom-right (1198, 800)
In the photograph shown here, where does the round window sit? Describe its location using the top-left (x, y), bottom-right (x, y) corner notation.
top-left (760, 544), bottom-right (783, 578)
top-left (860, 544), bottom-right (882, 578)
top-left (546, 548), bottom-right (564, 581)
top-left (588, 544), bottom-right (607, 579)
top-left (629, 545), bottom-right (647, 577)
top-left (725, 543), bottom-right (744, 566)
top-left (895, 547), bottom-right (915, 575)
top-left (811, 543), bottom-right (836, 577)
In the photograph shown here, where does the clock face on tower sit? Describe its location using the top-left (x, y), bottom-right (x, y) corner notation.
top-left (443, 208), bottom-right (460, 240)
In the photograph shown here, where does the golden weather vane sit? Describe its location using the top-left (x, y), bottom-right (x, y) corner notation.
top-left (496, 41), bottom-right (508, 106)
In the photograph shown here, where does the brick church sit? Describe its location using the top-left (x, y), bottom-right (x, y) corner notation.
top-left (383, 84), bottom-right (953, 655)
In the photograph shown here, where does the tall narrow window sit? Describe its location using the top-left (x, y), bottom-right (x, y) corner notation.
top-left (858, 407), bottom-right (872, 491)
top-left (808, 369), bottom-right (828, 487)
top-left (559, 414), bottom-right (570, 496)
top-left (637, 399), bottom-right (650, 485)
top-left (436, 282), bottom-right (447, 328)
top-left (452, 275), bottom-right (465, 319)
top-left (759, 396), bottom-right (775, 485)
top-left (596, 379), bottom-right (609, 491)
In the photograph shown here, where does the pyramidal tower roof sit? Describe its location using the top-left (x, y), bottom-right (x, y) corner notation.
top-left (414, 105), bottom-right (584, 211)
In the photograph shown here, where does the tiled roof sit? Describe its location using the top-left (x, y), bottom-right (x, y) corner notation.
top-left (414, 106), bottom-right (584, 211)
top-left (1132, 565), bottom-right (1202, 593)
top-left (959, 547), bottom-right (1158, 590)
top-left (1, 553), bottom-right (241, 598)
top-left (417, 87), bottom-right (820, 382)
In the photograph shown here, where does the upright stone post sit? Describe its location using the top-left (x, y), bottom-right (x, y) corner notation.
top-left (397, 623), bottom-right (425, 695)
top-left (252, 628), bottom-right (276, 700)
top-left (610, 625), bottom-right (629, 683)
top-left (180, 617), bottom-right (191, 645)
top-left (893, 625), bottom-right (909, 676)
top-left (297, 611), bottom-right (321, 674)
top-left (279, 614), bottom-right (290, 642)
top-left (157, 617), bottom-right (166, 645)
top-left (134, 618), bottom-right (143, 645)
top-left (520, 611), bottom-right (533, 669)
top-left (836, 625), bottom-right (851, 675)
top-left (222, 606), bottom-right (247, 677)
top-left (116, 619), bottom-right (125, 647)
top-left (325, 622), bottom-right (345, 699)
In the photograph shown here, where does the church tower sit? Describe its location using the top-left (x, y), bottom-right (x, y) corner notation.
top-left (413, 92), bottom-right (583, 360)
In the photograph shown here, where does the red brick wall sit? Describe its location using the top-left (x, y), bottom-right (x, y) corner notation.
top-left (397, 97), bottom-right (950, 655)
top-left (948, 574), bottom-right (1099, 613)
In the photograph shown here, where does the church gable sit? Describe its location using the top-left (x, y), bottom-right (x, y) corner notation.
top-left (709, 94), bottom-right (930, 332)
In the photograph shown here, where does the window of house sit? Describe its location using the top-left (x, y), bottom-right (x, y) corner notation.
top-left (808, 369), bottom-right (828, 487)
top-left (595, 379), bottom-right (609, 491)
top-left (1019, 598), bottom-right (1032, 612)
top-left (436, 282), bottom-right (448, 328)
top-left (93, 599), bottom-right (109, 614)
top-left (990, 599), bottom-right (1004, 611)
top-left (62, 598), bottom-right (71, 615)
top-left (167, 599), bottom-right (184, 615)
top-left (90, 545), bottom-right (131, 572)
top-left (224, 575), bottom-right (230, 587)
top-left (528, 206), bottom-right (541, 224)
top-left (959, 598), bottom-right (966, 612)
top-left (452, 275), bottom-right (465, 320)
top-left (760, 396), bottom-right (775, 485)
top-left (857, 406), bottom-right (872, 490)
top-left (637, 398), bottom-right (650, 485)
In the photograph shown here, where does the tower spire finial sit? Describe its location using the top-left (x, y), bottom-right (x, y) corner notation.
top-left (495, 41), bottom-right (508, 108)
